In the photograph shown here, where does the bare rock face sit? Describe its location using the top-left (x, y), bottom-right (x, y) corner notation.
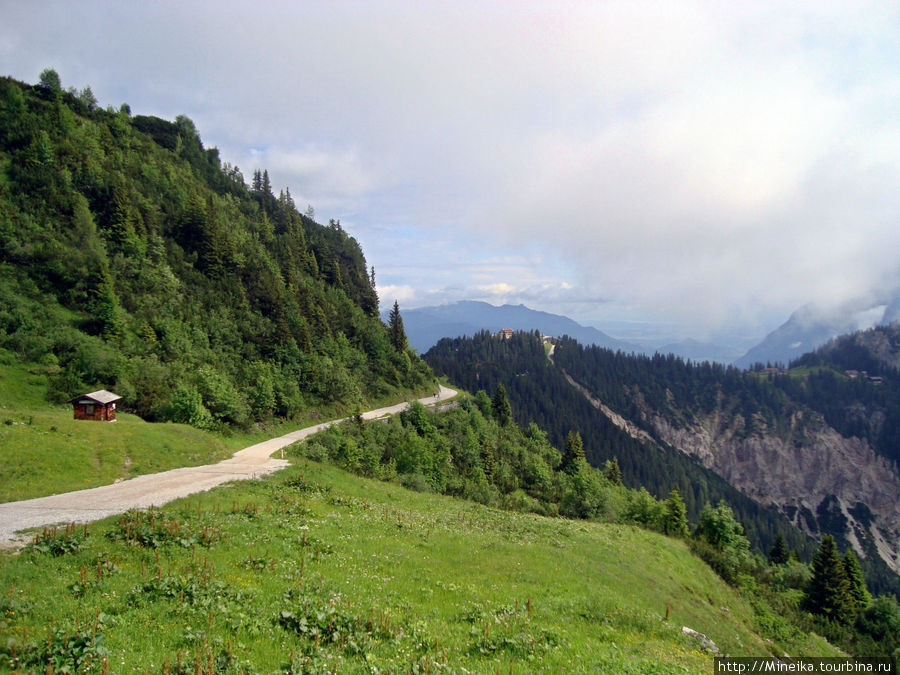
top-left (644, 405), bottom-right (900, 574)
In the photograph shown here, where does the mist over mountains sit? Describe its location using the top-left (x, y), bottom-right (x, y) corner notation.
top-left (398, 293), bottom-right (900, 369)
top-left (735, 294), bottom-right (900, 368)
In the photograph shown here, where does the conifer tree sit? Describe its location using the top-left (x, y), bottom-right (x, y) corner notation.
top-left (804, 535), bottom-right (853, 623)
top-left (562, 430), bottom-right (585, 473)
top-left (662, 487), bottom-right (689, 537)
top-left (841, 549), bottom-right (871, 615)
top-left (769, 532), bottom-right (789, 566)
top-left (388, 300), bottom-right (408, 353)
top-left (491, 383), bottom-right (513, 427)
top-left (603, 457), bottom-right (622, 485)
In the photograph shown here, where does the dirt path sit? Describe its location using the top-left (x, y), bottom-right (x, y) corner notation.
top-left (0, 385), bottom-right (456, 548)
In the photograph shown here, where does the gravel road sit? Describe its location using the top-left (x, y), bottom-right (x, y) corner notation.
top-left (0, 385), bottom-right (456, 548)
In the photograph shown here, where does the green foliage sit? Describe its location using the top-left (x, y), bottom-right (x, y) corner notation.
top-left (692, 501), bottom-right (751, 584)
top-left (425, 330), bottom-right (817, 569)
top-left (769, 533), bottom-right (789, 566)
top-left (842, 550), bottom-right (872, 614)
top-left (562, 429), bottom-right (585, 473)
top-left (290, 396), bottom-right (626, 521)
top-left (603, 456), bottom-right (622, 485)
top-left (804, 535), bottom-right (854, 623)
top-left (0, 74), bottom-right (433, 430)
top-left (662, 487), bottom-right (690, 538)
top-left (388, 299), bottom-right (408, 352)
top-left (491, 382), bottom-right (512, 426)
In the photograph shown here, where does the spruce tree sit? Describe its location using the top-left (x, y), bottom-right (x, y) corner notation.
top-left (841, 550), bottom-right (871, 615)
top-left (804, 535), bottom-right (853, 623)
top-left (769, 532), bottom-right (789, 566)
top-left (603, 457), bottom-right (622, 485)
top-left (388, 300), bottom-right (408, 353)
top-left (491, 383), bottom-right (513, 427)
top-left (662, 487), bottom-right (689, 537)
top-left (562, 430), bottom-right (585, 473)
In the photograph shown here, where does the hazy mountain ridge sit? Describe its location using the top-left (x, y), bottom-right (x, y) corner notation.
top-left (734, 296), bottom-right (900, 368)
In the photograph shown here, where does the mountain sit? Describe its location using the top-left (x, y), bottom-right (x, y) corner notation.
top-left (395, 301), bottom-right (640, 353)
top-left (427, 329), bottom-right (900, 597)
top-left (734, 298), bottom-right (897, 369)
top-left (0, 73), bottom-right (432, 428)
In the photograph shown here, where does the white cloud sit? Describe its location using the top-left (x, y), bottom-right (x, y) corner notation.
top-left (4, 0), bottom-right (900, 340)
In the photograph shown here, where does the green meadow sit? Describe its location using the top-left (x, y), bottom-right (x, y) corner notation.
top-left (0, 357), bottom-right (232, 503)
top-left (0, 457), bottom-right (840, 673)
top-left (0, 354), bottom-right (433, 503)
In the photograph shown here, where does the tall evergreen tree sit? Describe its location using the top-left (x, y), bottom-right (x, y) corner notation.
top-left (769, 532), bottom-right (789, 565)
top-left (603, 457), bottom-right (622, 485)
top-left (491, 383), bottom-right (513, 427)
top-left (388, 300), bottom-right (408, 353)
top-left (662, 487), bottom-right (690, 537)
top-left (562, 430), bottom-right (585, 473)
top-left (842, 550), bottom-right (871, 615)
top-left (804, 535), bottom-right (853, 623)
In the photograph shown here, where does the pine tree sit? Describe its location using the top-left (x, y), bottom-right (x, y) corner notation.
top-left (804, 535), bottom-right (853, 623)
top-left (841, 549), bottom-right (871, 615)
top-left (388, 300), bottom-right (408, 353)
top-left (261, 169), bottom-right (272, 195)
top-left (769, 532), bottom-right (789, 565)
top-left (491, 383), bottom-right (513, 427)
top-left (562, 430), bottom-right (585, 473)
top-left (662, 487), bottom-right (689, 537)
top-left (251, 169), bottom-right (262, 192)
top-left (603, 457), bottom-right (622, 485)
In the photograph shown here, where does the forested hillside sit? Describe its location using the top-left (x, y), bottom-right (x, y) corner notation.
top-left (425, 330), bottom-right (900, 598)
top-left (785, 323), bottom-right (900, 468)
top-left (0, 72), bottom-right (432, 428)
top-left (425, 331), bottom-right (814, 559)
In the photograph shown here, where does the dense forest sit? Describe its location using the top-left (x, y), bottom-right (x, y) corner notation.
top-left (424, 331), bottom-right (814, 559)
top-left (0, 72), bottom-right (432, 429)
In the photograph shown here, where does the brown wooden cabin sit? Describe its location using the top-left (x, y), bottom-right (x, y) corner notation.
top-left (71, 390), bottom-right (122, 422)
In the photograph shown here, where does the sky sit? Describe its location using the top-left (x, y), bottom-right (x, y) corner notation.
top-left (4, 1), bottom-right (900, 343)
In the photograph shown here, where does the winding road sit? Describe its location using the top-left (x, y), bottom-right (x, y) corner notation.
top-left (0, 384), bottom-right (456, 547)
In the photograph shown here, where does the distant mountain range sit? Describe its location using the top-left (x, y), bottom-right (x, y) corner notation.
top-left (734, 295), bottom-right (900, 368)
top-left (392, 301), bottom-right (640, 354)
top-left (397, 295), bottom-right (900, 368)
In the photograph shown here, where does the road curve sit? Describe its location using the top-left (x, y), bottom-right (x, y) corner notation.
top-left (0, 385), bottom-right (457, 547)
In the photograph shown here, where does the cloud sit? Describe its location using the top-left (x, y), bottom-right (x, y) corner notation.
top-left (5, 1), bottom-right (900, 339)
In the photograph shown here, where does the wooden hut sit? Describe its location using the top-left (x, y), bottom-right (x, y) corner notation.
top-left (71, 390), bottom-right (122, 422)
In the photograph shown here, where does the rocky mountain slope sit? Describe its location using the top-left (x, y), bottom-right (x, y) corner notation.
top-left (552, 329), bottom-right (900, 591)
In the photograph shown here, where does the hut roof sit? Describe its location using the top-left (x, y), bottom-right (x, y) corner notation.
top-left (71, 390), bottom-right (122, 405)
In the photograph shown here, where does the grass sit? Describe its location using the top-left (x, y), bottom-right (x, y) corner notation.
top-left (0, 358), bottom-right (233, 503)
top-left (0, 353), bottom-right (439, 502)
top-left (0, 459), bottom-right (842, 672)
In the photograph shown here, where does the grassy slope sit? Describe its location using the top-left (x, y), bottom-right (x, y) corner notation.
top-left (0, 458), bottom-right (840, 673)
top-left (0, 354), bottom-right (437, 502)
top-left (0, 357), bottom-right (233, 502)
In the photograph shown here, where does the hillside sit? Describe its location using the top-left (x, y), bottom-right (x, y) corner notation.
top-left (0, 455), bottom-right (844, 672)
top-left (425, 331), bottom-right (900, 598)
top-left (425, 331), bottom-right (817, 558)
top-left (0, 73), bottom-right (432, 430)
